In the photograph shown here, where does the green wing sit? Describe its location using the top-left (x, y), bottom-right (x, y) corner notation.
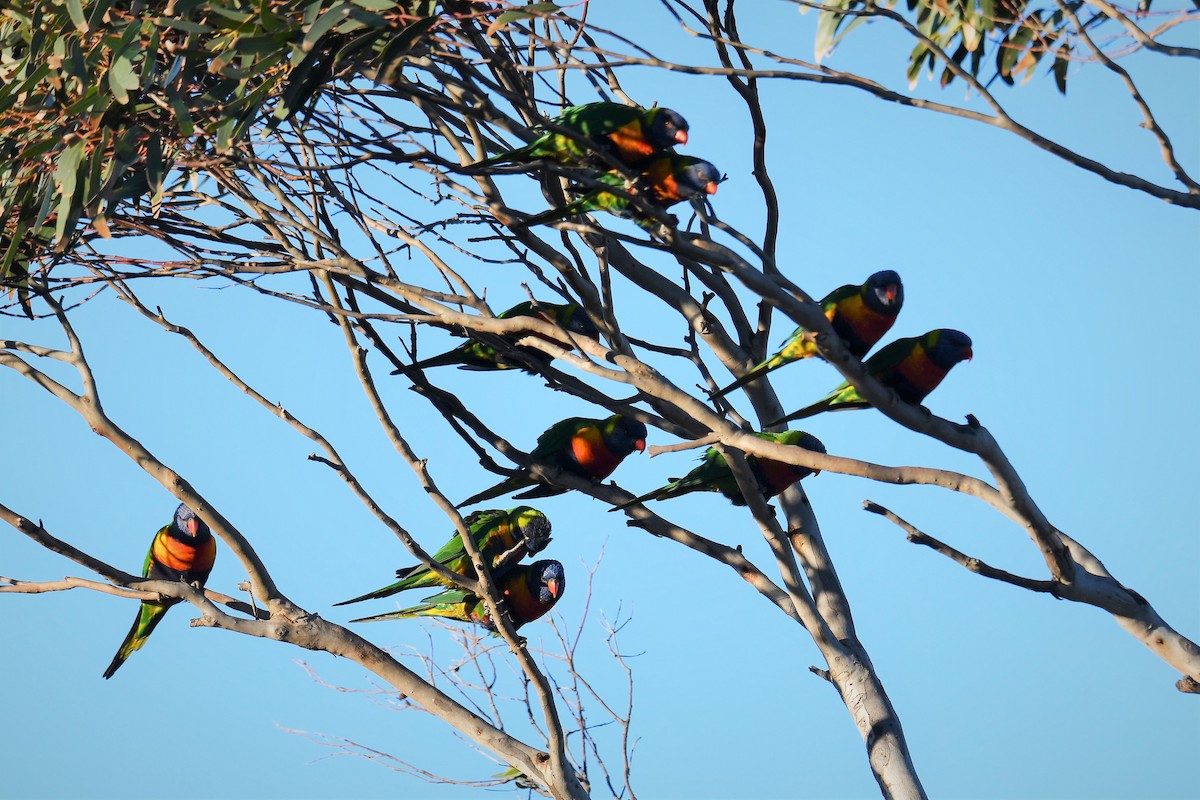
top-left (426, 509), bottom-right (504, 564)
top-left (819, 281), bottom-right (859, 313)
top-left (531, 417), bottom-right (590, 459)
top-left (863, 336), bottom-right (918, 376)
top-left (349, 586), bottom-right (480, 624)
top-left (555, 103), bottom-right (642, 137)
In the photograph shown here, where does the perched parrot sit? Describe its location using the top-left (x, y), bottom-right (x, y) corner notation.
top-left (102, 503), bottom-right (216, 679)
top-left (393, 300), bottom-right (600, 373)
top-left (516, 154), bottom-right (720, 229)
top-left (472, 102), bottom-right (688, 168)
top-left (458, 414), bottom-right (648, 508)
top-left (711, 270), bottom-right (905, 399)
top-left (334, 507), bottom-right (552, 606)
top-left (771, 328), bottom-right (973, 424)
top-left (349, 560), bottom-right (566, 631)
top-left (614, 429), bottom-right (826, 509)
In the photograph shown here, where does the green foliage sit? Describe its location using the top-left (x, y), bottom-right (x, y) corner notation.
top-left (812, 0), bottom-right (1140, 93)
top-left (0, 0), bottom-right (438, 285)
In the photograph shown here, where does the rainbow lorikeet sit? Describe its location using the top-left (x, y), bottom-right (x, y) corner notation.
top-left (458, 414), bottom-right (648, 508)
top-left (393, 300), bottom-right (600, 373)
top-left (711, 270), bottom-right (905, 399)
top-left (349, 559), bottom-right (566, 631)
top-left (473, 102), bottom-right (688, 168)
top-left (102, 503), bottom-right (216, 679)
top-left (334, 507), bottom-right (551, 606)
top-left (614, 429), bottom-right (826, 509)
top-left (771, 329), bottom-right (973, 425)
top-left (516, 154), bottom-right (720, 230)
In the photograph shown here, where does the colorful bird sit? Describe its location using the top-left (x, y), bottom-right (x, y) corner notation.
top-left (393, 300), bottom-right (600, 373)
top-left (771, 329), bottom-right (973, 424)
top-left (334, 507), bottom-right (552, 606)
top-left (349, 560), bottom-right (566, 631)
top-left (516, 154), bottom-right (720, 229)
top-left (614, 429), bottom-right (826, 509)
top-left (102, 503), bottom-right (217, 679)
top-left (711, 270), bottom-right (905, 399)
top-left (473, 102), bottom-right (688, 168)
top-left (458, 414), bottom-right (648, 508)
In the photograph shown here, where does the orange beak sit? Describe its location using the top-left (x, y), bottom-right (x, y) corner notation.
top-left (704, 182), bottom-right (718, 195)
top-left (547, 579), bottom-right (561, 599)
top-left (675, 130), bottom-right (689, 146)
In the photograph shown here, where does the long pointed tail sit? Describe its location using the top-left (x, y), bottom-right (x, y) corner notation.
top-left (609, 486), bottom-right (668, 512)
top-left (349, 608), bottom-right (423, 624)
top-left (511, 193), bottom-right (602, 230)
top-left (390, 348), bottom-right (465, 375)
top-left (767, 397), bottom-right (837, 427)
top-left (457, 475), bottom-right (535, 509)
top-left (465, 143), bottom-right (535, 170)
top-left (334, 579), bottom-right (412, 607)
top-left (711, 360), bottom-right (781, 400)
top-left (102, 602), bottom-right (169, 679)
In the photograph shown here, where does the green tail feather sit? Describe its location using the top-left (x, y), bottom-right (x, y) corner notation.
top-left (770, 395), bottom-right (848, 426)
top-left (335, 580), bottom-right (413, 607)
top-left (102, 601), bottom-right (171, 679)
top-left (469, 142), bottom-right (540, 169)
top-left (512, 195), bottom-right (605, 229)
top-left (711, 360), bottom-right (781, 399)
top-left (610, 481), bottom-right (680, 511)
top-left (349, 608), bottom-right (426, 624)
top-left (457, 475), bottom-right (537, 509)
top-left (511, 483), bottom-right (569, 501)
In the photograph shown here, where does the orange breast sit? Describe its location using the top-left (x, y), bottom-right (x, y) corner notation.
top-left (570, 427), bottom-right (621, 479)
top-left (894, 347), bottom-right (948, 389)
top-left (153, 533), bottom-right (216, 573)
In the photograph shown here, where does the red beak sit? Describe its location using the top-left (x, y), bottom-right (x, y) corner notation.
top-left (964, 347), bottom-right (974, 362)
top-left (634, 438), bottom-right (647, 453)
top-left (675, 130), bottom-right (689, 146)
top-left (547, 579), bottom-right (561, 599)
top-left (704, 182), bottom-right (718, 195)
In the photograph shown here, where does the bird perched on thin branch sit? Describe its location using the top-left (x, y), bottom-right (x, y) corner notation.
top-left (349, 560), bottom-right (566, 631)
top-left (711, 270), bottom-right (904, 399)
top-left (771, 329), bottom-right (973, 424)
top-left (393, 300), bottom-right (599, 373)
top-left (614, 430), bottom-right (826, 509)
top-left (515, 154), bottom-right (720, 229)
top-left (472, 102), bottom-right (689, 168)
top-left (103, 503), bottom-right (216, 679)
top-left (458, 414), bottom-right (648, 508)
top-left (335, 507), bottom-right (551, 606)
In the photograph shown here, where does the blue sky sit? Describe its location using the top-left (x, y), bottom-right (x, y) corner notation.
top-left (2, 3), bottom-right (1198, 798)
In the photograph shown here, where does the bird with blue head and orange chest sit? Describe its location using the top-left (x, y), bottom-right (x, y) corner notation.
top-left (335, 507), bottom-right (552, 607)
top-left (515, 154), bottom-right (721, 230)
top-left (458, 414), bottom-right (648, 508)
top-left (348, 560), bottom-right (566, 632)
top-left (472, 102), bottom-right (689, 169)
top-left (712, 270), bottom-right (905, 400)
top-left (393, 300), bottom-right (600, 374)
top-left (613, 430), bottom-right (826, 510)
top-left (770, 329), bottom-right (973, 425)
top-left (103, 503), bottom-right (216, 679)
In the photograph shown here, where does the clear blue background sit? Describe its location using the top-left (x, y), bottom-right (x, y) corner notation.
top-left (3, 3), bottom-right (1197, 798)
